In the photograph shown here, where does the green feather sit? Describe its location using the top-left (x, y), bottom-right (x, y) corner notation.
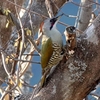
top-left (41, 38), bottom-right (53, 74)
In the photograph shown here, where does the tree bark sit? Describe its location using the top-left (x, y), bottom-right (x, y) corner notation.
top-left (29, 14), bottom-right (100, 100)
top-left (76, 0), bottom-right (93, 32)
top-left (1, 0), bottom-right (100, 100)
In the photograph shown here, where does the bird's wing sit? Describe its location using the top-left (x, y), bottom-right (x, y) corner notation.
top-left (41, 38), bottom-right (53, 74)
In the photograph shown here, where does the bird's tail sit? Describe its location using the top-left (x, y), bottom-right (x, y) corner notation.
top-left (30, 64), bottom-right (58, 99)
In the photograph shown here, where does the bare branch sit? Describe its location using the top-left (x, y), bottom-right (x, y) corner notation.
top-left (75, 0), bottom-right (93, 32)
top-left (26, 35), bottom-right (41, 56)
top-left (45, 0), bottom-right (54, 18)
top-left (1, 51), bottom-right (11, 77)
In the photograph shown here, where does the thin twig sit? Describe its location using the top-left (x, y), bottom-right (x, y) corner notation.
top-left (0, 51), bottom-right (23, 97)
top-left (75, 1), bottom-right (82, 28)
top-left (90, 93), bottom-right (100, 98)
top-left (23, 0), bottom-right (33, 27)
top-left (14, 0), bottom-right (22, 93)
top-left (6, 0), bottom-right (71, 27)
top-left (51, 0), bottom-right (77, 18)
top-left (1, 51), bottom-right (11, 77)
top-left (22, 53), bottom-right (39, 56)
top-left (29, 13), bottom-right (35, 38)
top-left (0, 85), bottom-right (11, 100)
top-left (6, 0), bottom-right (48, 18)
top-left (13, 0), bottom-right (25, 95)
top-left (70, 0), bottom-right (95, 7)
top-left (13, 58), bottom-right (41, 64)
top-left (96, 0), bottom-right (100, 14)
top-left (45, 0), bottom-right (54, 18)
top-left (19, 47), bottom-right (34, 78)
top-left (59, 21), bottom-right (69, 27)
top-left (19, 79), bottom-right (35, 89)
top-left (89, 0), bottom-right (100, 6)
top-left (26, 35), bottom-right (41, 56)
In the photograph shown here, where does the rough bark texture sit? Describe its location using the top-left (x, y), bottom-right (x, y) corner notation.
top-left (76, 0), bottom-right (93, 32)
top-left (28, 14), bottom-right (100, 100)
top-left (1, 0), bottom-right (100, 100)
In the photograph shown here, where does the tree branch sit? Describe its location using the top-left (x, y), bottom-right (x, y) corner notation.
top-left (28, 14), bottom-right (100, 100)
top-left (75, 0), bottom-right (93, 32)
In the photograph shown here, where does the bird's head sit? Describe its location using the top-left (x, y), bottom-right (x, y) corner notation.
top-left (41, 14), bottom-right (63, 32)
top-left (37, 14), bottom-right (63, 43)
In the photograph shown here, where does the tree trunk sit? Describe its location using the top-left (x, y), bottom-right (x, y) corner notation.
top-left (1, 0), bottom-right (100, 100)
top-left (76, 0), bottom-right (93, 32)
top-left (29, 14), bottom-right (100, 100)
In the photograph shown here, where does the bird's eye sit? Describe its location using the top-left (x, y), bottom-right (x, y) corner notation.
top-left (50, 18), bottom-right (57, 30)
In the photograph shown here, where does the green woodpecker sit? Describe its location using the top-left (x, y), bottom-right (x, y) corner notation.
top-left (38, 14), bottom-right (63, 87)
top-left (64, 26), bottom-right (77, 54)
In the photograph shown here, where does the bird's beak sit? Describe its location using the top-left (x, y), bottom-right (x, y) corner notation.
top-left (55, 14), bottom-right (63, 20)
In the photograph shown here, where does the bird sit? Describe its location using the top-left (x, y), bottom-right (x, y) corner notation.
top-left (38, 14), bottom-right (63, 87)
top-left (64, 26), bottom-right (77, 55)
